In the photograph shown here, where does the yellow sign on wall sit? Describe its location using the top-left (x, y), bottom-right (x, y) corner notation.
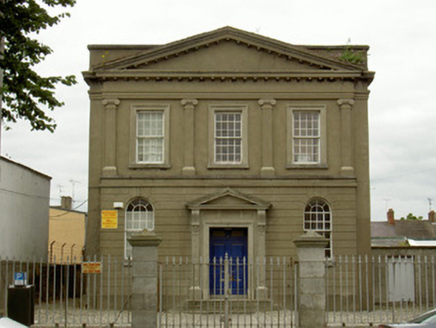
top-left (101, 210), bottom-right (118, 229)
top-left (82, 262), bottom-right (101, 274)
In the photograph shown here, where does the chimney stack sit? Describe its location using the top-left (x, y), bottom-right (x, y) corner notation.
top-left (429, 210), bottom-right (435, 223)
top-left (387, 208), bottom-right (395, 225)
top-left (61, 196), bottom-right (73, 210)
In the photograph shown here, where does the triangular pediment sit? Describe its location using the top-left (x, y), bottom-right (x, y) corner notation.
top-left (187, 188), bottom-right (271, 211)
top-left (94, 26), bottom-right (363, 73)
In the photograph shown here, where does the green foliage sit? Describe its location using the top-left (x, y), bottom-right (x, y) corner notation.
top-left (400, 213), bottom-right (423, 221)
top-left (398, 240), bottom-right (409, 247)
top-left (339, 46), bottom-right (365, 65)
top-left (0, 0), bottom-right (77, 132)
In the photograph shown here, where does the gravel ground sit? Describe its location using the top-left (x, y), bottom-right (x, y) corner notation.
top-left (29, 303), bottom-right (429, 328)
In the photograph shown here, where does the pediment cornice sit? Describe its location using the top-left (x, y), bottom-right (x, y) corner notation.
top-left (186, 187), bottom-right (271, 211)
top-left (91, 27), bottom-right (366, 71)
top-left (84, 27), bottom-right (375, 85)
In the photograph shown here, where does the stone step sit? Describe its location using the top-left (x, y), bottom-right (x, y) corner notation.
top-left (181, 300), bottom-right (279, 314)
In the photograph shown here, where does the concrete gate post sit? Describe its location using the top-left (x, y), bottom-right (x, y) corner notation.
top-left (128, 230), bottom-right (162, 328)
top-left (293, 231), bottom-right (328, 328)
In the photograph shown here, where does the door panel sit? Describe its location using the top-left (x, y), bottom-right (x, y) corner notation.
top-left (228, 242), bottom-right (245, 295)
top-left (209, 228), bottom-right (247, 295)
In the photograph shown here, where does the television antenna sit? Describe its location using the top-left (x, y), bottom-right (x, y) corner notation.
top-left (57, 184), bottom-right (64, 197)
top-left (383, 198), bottom-right (391, 210)
top-left (427, 198), bottom-right (433, 211)
top-left (70, 179), bottom-right (80, 204)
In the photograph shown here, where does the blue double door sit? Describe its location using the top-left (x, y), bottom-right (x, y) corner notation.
top-left (209, 228), bottom-right (248, 295)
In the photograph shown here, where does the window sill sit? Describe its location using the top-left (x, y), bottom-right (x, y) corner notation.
top-left (286, 163), bottom-right (328, 169)
top-left (207, 163), bottom-right (249, 169)
top-left (129, 163), bottom-right (171, 169)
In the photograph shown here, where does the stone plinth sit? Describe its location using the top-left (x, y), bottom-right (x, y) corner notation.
top-left (294, 231), bottom-right (328, 328)
top-left (128, 230), bottom-right (162, 328)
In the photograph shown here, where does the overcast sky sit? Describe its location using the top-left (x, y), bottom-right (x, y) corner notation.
top-left (1, 0), bottom-right (436, 221)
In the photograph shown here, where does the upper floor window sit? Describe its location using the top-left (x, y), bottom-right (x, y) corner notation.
top-left (130, 105), bottom-right (170, 168)
top-left (303, 198), bottom-right (332, 258)
top-left (125, 198), bottom-right (154, 259)
top-left (137, 111), bottom-right (164, 163)
top-left (287, 106), bottom-right (327, 167)
top-left (293, 111), bottom-right (320, 163)
top-left (208, 105), bottom-right (248, 168)
top-left (215, 112), bottom-right (242, 163)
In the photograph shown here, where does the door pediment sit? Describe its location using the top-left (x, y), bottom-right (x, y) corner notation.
top-left (186, 188), bottom-right (271, 211)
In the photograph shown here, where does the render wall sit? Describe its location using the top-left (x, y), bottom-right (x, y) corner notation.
top-left (87, 80), bottom-right (371, 258)
top-left (85, 35), bottom-right (372, 259)
top-left (96, 183), bottom-right (358, 259)
top-left (0, 157), bottom-right (50, 259)
top-left (49, 208), bottom-right (86, 262)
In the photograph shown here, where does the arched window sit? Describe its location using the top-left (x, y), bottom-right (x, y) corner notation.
top-left (304, 198), bottom-right (332, 257)
top-left (125, 198), bottom-right (154, 259)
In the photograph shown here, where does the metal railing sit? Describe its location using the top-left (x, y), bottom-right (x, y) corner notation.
top-left (1, 254), bottom-right (435, 327)
top-left (0, 256), bottom-right (132, 327)
top-left (158, 255), bottom-right (298, 328)
top-left (326, 255), bottom-right (436, 326)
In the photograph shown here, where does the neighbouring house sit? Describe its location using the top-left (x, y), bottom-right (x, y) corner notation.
top-left (0, 156), bottom-right (50, 260)
top-left (0, 157), bottom-right (50, 314)
top-left (49, 196), bottom-right (87, 263)
top-left (371, 209), bottom-right (436, 302)
top-left (83, 26), bottom-right (374, 295)
top-left (371, 208), bottom-right (436, 251)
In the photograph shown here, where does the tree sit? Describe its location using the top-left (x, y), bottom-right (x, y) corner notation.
top-left (400, 213), bottom-right (423, 221)
top-left (0, 0), bottom-right (77, 132)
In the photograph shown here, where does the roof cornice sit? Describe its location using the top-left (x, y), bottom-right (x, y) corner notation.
top-left (83, 70), bottom-right (375, 85)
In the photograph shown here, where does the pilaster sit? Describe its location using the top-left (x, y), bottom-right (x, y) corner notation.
top-left (258, 99), bottom-right (276, 176)
top-left (102, 98), bottom-right (120, 176)
top-left (338, 99), bottom-right (355, 176)
top-left (181, 99), bottom-right (198, 175)
top-left (189, 209), bottom-right (202, 299)
top-left (190, 209), bottom-right (200, 260)
top-left (256, 209), bottom-right (268, 299)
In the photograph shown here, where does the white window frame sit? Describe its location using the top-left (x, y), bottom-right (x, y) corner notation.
top-left (130, 105), bottom-right (170, 168)
top-left (125, 198), bottom-right (154, 259)
top-left (208, 105), bottom-right (248, 168)
top-left (287, 106), bottom-right (327, 167)
top-left (303, 198), bottom-right (332, 258)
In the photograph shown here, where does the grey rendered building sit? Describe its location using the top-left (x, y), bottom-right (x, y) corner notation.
top-left (83, 27), bottom-right (374, 264)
